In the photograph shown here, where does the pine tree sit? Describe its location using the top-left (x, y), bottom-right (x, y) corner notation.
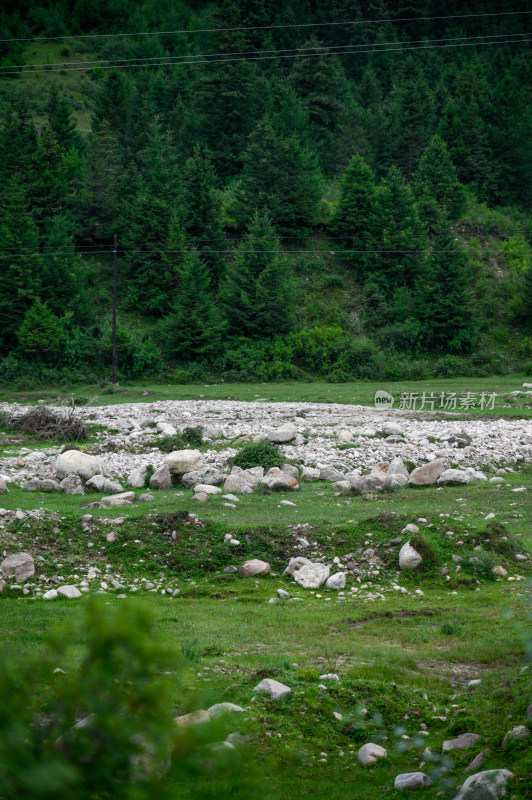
top-left (40, 215), bottom-right (92, 324)
top-left (46, 85), bottom-right (83, 153)
top-left (80, 121), bottom-right (122, 241)
top-left (31, 127), bottom-right (66, 228)
top-left (367, 165), bottom-right (427, 292)
top-left (332, 154), bottom-right (376, 275)
top-left (17, 299), bottom-right (65, 361)
top-left (415, 236), bottom-right (476, 353)
top-left (288, 36), bottom-right (348, 167)
top-left (221, 211), bottom-right (294, 337)
top-left (93, 70), bottom-right (133, 151)
top-left (181, 145), bottom-right (226, 285)
top-left (388, 57), bottom-right (435, 181)
top-left (161, 251), bottom-right (224, 361)
top-left (0, 177), bottom-right (41, 354)
top-left (413, 134), bottom-right (465, 228)
top-left (238, 117), bottom-right (320, 237)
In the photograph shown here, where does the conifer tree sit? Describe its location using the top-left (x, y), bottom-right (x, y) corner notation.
top-left (413, 134), bottom-right (465, 227)
top-left (415, 235), bottom-right (475, 353)
top-left (181, 145), bottom-right (226, 285)
top-left (222, 211), bottom-right (294, 337)
top-left (388, 57), bottom-right (435, 181)
top-left (40, 215), bottom-right (92, 324)
top-left (46, 85), bottom-right (83, 153)
top-left (80, 121), bottom-right (122, 241)
top-left (0, 178), bottom-right (41, 353)
top-left (17, 299), bottom-right (65, 361)
top-left (332, 154), bottom-right (376, 275)
top-left (161, 251), bottom-right (224, 361)
top-left (31, 127), bottom-right (66, 227)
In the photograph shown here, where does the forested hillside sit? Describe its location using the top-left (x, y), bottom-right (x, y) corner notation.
top-left (0, 0), bottom-right (531, 386)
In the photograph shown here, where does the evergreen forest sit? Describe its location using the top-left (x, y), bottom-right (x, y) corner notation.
top-left (1, 0), bottom-right (531, 386)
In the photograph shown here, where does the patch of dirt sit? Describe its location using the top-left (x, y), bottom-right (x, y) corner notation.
top-left (334, 609), bottom-right (436, 631)
top-left (416, 659), bottom-right (493, 687)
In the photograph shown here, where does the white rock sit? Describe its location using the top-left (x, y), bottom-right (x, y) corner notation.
top-left (399, 541), bottom-right (423, 570)
top-left (267, 423), bottom-right (297, 443)
top-left (164, 449), bottom-right (203, 475)
top-left (1, 552), bottom-right (35, 582)
top-left (193, 484), bottom-right (222, 495)
top-left (293, 563), bottom-right (330, 589)
top-left (408, 459), bottom-right (450, 486)
top-left (254, 678), bottom-right (291, 700)
top-left (57, 585), bottom-right (82, 599)
top-left (394, 772), bottom-right (432, 790)
top-left (43, 589), bottom-right (58, 600)
top-left (127, 464), bottom-right (148, 488)
top-left (442, 733), bottom-right (480, 752)
top-left (55, 451), bottom-right (102, 481)
top-left (207, 703), bottom-right (244, 717)
top-left (101, 491), bottom-right (136, 506)
top-left (437, 469), bottom-right (470, 486)
top-left (358, 743), bottom-right (387, 765)
top-left (238, 559), bottom-right (270, 578)
top-left (326, 572), bottom-right (346, 590)
top-left (454, 770), bottom-right (514, 800)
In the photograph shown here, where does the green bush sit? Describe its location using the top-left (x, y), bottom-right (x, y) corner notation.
top-left (182, 426), bottom-right (203, 447)
top-left (17, 300), bottom-right (65, 362)
top-left (409, 533), bottom-right (440, 570)
top-left (233, 440), bottom-right (284, 471)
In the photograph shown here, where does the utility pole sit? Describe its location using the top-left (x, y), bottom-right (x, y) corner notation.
top-left (112, 233), bottom-right (118, 385)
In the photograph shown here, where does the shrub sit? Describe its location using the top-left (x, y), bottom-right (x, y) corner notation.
top-left (233, 440), bottom-right (284, 471)
top-left (409, 533), bottom-right (440, 569)
top-left (182, 426), bottom-right (203, 447)
top-left (17, 300), bottom-right (65, 362)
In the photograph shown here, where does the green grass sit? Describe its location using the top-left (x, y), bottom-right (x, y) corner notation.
top-left (1, 374), bottom-right (531, 417)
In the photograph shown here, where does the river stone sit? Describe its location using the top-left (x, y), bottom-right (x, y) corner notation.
top-left (503, 725), bottom-right (529, 742)
top-left (492, 566), bottom-right (507, 577)
top-left (156, 422), bottom-right (176, 436)
top-left (238, 559), bottom-right (270, 578)
top-left (262, 468), bottom-right (299, 491)
top-left (0, 476), bottom-right (6, 493)
top-left (301, 466), bottom-right (320, 482)
top-left (437, 469), bottom-right (470, 486)
top-left (207, 703), bottom-right (244, 717)
top-left (388, 457), bottom-right (410, 478)
top-left (1, 552), bottom-right (35, 582)
top-left (284, 556), bottom-right (313, 576)
top-left (194, 484), bottom-right (222, 495)
top-left (349, 475), bottom-right (385, 494)
top-left (408, 459), bottom-right (450, 486)
top-left (57, 585), bottom-right (82, 599)
top-left (43, 589), bottom-right (58, 600)
top-left (326, 572), bottom-right (346, 590)
top-left (399, 541), bottom-right (423, 570)
top-left (175, 710), bottom-right (212, 727)
top-left (101, 491), bottom-right (136, 505)
top-left (358, 743), bottom-right (387, 765)
top-left (267, 423), bottom-right (297, 443)
top-left (319, 466), bottom-right (344, 481)
top-left (182, 467), bottom-right (225, 489)
top-left (23, 478), bottom-right (42, 491)
top-left (282, 463), bottom-right (300, 479)
top-left (382, 422), bottom-right (403, 436)
top-left (337, 430), bottom-right (353, 443)
top-left (224, 466), bottom-right (264, 493)
top-left (86, 475), bottom-right (122, 493)
top-left (127, 464), bottom-right (148, 488)
top-left (149, 464), bottom-right (172, 490)
top-left (193, 491), bottom-right (209, 502)
top-left (164, 449), bottom-right (203, 475)
top-left (55, 450), bottom-right (102, 481)
top-left (454, 770), bottom-right (514, 800)
top-left (394, 772), bottom-right (432, 790)
top-left (293, 563), bottom-right (330, 589)
top-left (60, 474), bottom-right (85, 494)
top-left (254, 678), bottom-right (291, 700)
top-left (442, 733), bottom-right (480, 753)
top-left (40, 478), bottom-right (62, 492)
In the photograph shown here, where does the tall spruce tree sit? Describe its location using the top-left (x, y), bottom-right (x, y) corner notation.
top-left (161, 250), bottom-right (224, 361)
top-left (388, 57), bottom-right (435, 181)
top-left (332, 154), bottom-right (376, 276)
top-left (413, 134), bottom-right (465, 228)
top-left (222, 211), bottom-right (295, 337)
top-left (80, 120), bottom-right (122, 242)
top-left (415, 235), bottom-right (476, 353)
top-left (46, 85), bottom-right (83, 153)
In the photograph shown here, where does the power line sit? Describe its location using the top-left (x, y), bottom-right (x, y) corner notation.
top-left (5, 31), bottom-right (528, 72)
top-left (1, 10), bottom-right (530, 44)
top-left (2, 36), bottom-right (530, 76)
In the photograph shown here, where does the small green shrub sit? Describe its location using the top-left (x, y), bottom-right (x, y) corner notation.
top-left (182, 426), bottom-right (203, 447)
top-left (409, 533), bottom-right (440, 569)
top-left (233, 440), bottom-right (284, 471)
top-left (145, 464), bottom-right (154, 487)
top-left (156, 434), bottom-right (186, 453)
top-left (440, 621), bottom-right (463, 636)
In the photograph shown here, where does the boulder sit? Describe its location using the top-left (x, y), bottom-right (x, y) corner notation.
top-left (282, 463), bottom-right (299, 479)
top-left (55, 450), bottom-right (102, 481)
top-left (293, 563), bottom-right (330, 589)
top-left (454, 770), bottom-right (514, 800)
top-left (127, 464), bottom-right (148, 488)
top-left (194, 484), bottom-right (222, 495)
top-left (262, 468), bottom-right (299, 491)
top-left (319, 466), bottom-right (344, 482)
top-left (101, 491), bottom-right (136, 506)
top-left (86, 475), bottom-right (122, 493)
top-left (442, 733), bottom-right (480, 753)
top-left (57, 585), bottom-right (82, 599)
top-left (193, 491), bottom-right (209, 502)
top-left (503, 725), bottom-right (529, 742)
top-left (60, 474), bottom-right (85, 495)
top-left (0, 476), bottom-right (6, 494)
top-left (1, 552), bottom-right (35, 582)
top-left (382, 422), bottom-right (403, 436)
top-left (156, 422), bottom-right (176, 436)
top-left (437, 469), bottom-right (470, 486)
top-left (349, 475), bottom-right (385, 494)
top-left (333, 480), bottom-right (351, 493)
top-left (266, 423), bottom-right (297, 443)
top-left (149, 464), bottom-right (172, 490)
top-left (175, 710), bottom-right (212, 727)
top-left (41, 478), bottom-right (62, 492)
top-left (254, 678), bottom-right (291, 700)
top-left (382, 474), bottom-right (408, 491)
top-left (284, 557), bottom-right (313, 576)
top-left (164, 449), bottom-right (203, 475)
top-left (207, 703), bottom-right (244, 717)
top-left (388, 457), bottom-right (410, 479)
top-left (300, 466), bottom-right (320, 482)
top-left (23, 478), bottom-right (42, 491)
top-left (238, 559), bottom-right (270, 578)
top-left (394, 772), bottom-right (432, 790)
top-left (43, 589), bottom-right (58, 600)
top-left (182, 467), bottom-right (225, 489)
top-left (408, 459), bottom-right (450, 486)
top-left (399, 541), bottom-right (423, 570)
top-left (358, 743), bottom-right (387, 766)
top-left (370, 462), bottom-right (389, 476)
top-left (326, 572), bottom-right (346, 590)
top-left (224, 466), bottom-right (264, 493)
top-left (492, 566), bottom-right (508, 577)
top-left (337, 430), bottom-right (353, 443)
top-left (138, 493), bottom-right (154, 502)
